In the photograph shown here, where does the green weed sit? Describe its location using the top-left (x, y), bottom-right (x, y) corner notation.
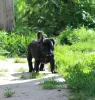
top-left (0, 73), bottom-right (5, 77)
top-left (55, 27), bottom-right (95, 99)
top-left (59, 27), bottom-right (95, 45)
top-left (18, 75), bottom-right (26, 79)
top-left (41, 77), bottom-right (64, 89)
top-left (16, 68), bottom-right (28, 72)
top-left (14, 58), bottom-right (27, 63)
top-left (29, 72), bottom-right (45, 79)
top-left (0, 68), bottom-right (8, 72)
top-left (0, 56), bottom-right (6, 61)
top-left (18, 72), bottom-right (45, 79)
top-left (0, 31), bottom-right (35, 57)
top-left (4, 87), bottom-right (15, 97)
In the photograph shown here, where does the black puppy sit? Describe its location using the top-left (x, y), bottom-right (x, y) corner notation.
top-left (27, 32), bottom-right (57, 73)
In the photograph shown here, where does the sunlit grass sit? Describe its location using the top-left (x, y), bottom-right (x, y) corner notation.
top-left (0, 73), bottom-right (5, 77)
top-left (41, 77), bottom-right (64, 89)
top-left (0, 68), bottom-right (8, 72)
top-left (18, 72), bottom-right (45, 79)
top-left (16, 67), bottom-right (28, 72)
top-left (0, 56), bottom-right (6, 61)
top-left (14, 58), bottom-right (27, 63)
top-left (4, 87), bottom-right (15, 98)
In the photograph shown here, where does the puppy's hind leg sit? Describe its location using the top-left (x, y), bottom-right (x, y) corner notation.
top-left (34, 60), bottom-right (40, 73)
top-left (27, 53), bottom-right (34, 72)
top-left (39, 64), bottom-right (45, 71)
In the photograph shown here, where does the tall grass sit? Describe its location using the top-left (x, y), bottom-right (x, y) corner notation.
top-left (55, 27), bottom-right (95, 99)
top-left (0, 31), bottom-right (36, 57)
top-left (59, 26), bottom-right (95, 45)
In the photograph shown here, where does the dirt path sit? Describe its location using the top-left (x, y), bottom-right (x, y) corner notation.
top-left (0, 59), bottom-right (70, 100)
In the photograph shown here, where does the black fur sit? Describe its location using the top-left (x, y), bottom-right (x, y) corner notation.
top-left (27, 37), bottom-right (57, 73)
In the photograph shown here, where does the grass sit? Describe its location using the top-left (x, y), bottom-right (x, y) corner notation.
top-left (18, 75), bottom-right (27, 79)
top-left (0, 73), bottom-right (5, 77)
top-left (14, 58), bottom-right (27, 63)
top-left (41, 77), bottom-right (64, 89)
top-left (16, 67), bottom-right (28, 72)
top-left (0, 56), bottom-right (6, 61)
top-left (0, 68), bottom-right (8, 72)
top-left (4, 87), bottom-right (15, 98)
top-left (55, 27), bottom-right (95, 100)
top-left (29, 72), bottom-right (45, 79)
top-left (18, 72), bottom-right (45, 79)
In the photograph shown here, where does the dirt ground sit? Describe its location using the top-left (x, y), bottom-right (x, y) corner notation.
top-left (0, 59), bottom-right (70, 100)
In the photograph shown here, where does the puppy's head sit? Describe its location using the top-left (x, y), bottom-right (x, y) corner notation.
top-left (39, 38), bottom-right (55, 56)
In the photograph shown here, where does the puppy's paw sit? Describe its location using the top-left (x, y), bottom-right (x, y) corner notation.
top-left (29, 69), bottom-right (34, 72)
top-left (40, 68), bottom-right (45, 71)
top-left (52, 71), bottom-right (57, 74)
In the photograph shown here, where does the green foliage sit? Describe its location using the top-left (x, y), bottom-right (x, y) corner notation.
top-left (0, 56), bottom-right (6, 61)
top-left (59, 26), bottom-right (95, 45)
top-left (16, 67), bottom-right (28, 72)
top-left (14, 0), bottom-right (95, 35)
top-left (0, 68), bottom-right (8, 72)
top-left (14, 58), bottom-right (27, 63)
top-left (0, 31), bottom-right (35, 57)
top-left (18, 72), bottom-right (45, 79)
top-left (0, 73), bottom-right (5, 77)
top-left (41, 77), bottom-right (64, 89)
top-left (4, 87), bottom-right (15, 98)
top-left (55, 45), bottom-right (95, 98)
top-left (69, 92), bottom-right (89, 100)
top-left (55, 27), bottom-right (95, 99)
top-left (29, 72), bottom-right (45, 79)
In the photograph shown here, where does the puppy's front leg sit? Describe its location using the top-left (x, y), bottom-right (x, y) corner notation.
top-left (34, 60), bottom-right (40, 73)
top-left (50, 55), bottom-right (57, 73)
top-left (39, 64), bottom-right (45, 71)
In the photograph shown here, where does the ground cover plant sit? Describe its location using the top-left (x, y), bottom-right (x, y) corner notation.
top-left (0, 68), bottom-right (8, 72)
top-left (0, 73), bottom-right (5, 77)
top-left (41, 77), bottom-right (64, 89)
top-left (28, 72), bottom-right (45, 79)
top-left (55, 27), bottom-right (95, 100)
top-left (16, 67), bottom-right (28, 73)
top-left (4, 87), bottom-right (15, 98)
top-left (18, 72), bottom-right (45, 79)
top-left (0, 31), bottom-right (35, 57)
top-left (14, 58), bottom-right (27, 63)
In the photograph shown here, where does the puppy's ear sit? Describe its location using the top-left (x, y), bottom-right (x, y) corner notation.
top-left (37, 31), bottom-right (43, 40)
top-left (50, 39), bottom-right (55, 45)
top-left (38, 36), bottom-right (43, 43)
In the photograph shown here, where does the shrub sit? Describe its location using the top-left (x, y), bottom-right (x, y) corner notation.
top-left (55, 27), bottom-right (95, 98)
top-left (0, 31), bottom-right (36, 57)
top-left (59, 26), bottom-right (95, 45)
top-left (55, 44), bottom-right (95, 99)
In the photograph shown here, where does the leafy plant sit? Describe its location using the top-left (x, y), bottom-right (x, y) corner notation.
top-left (14, 0), bottom-right (95, 36)
top-left (14, 58), bottom-right (27, 63)
top-left (18, 75), bottom-right (26, 79)
top-left (18, 72), bottom-right (45, 79)
top-left (16, 68), bottom-right (28, 72)
top-left (41, 77), bottom-right (64, 89)
top-left (29, 72), bottom-right (45, 79)
top-left (0, 31), bottom-right (35, 57)
top-left (0, 73), bottom-right (5, 77)
top-left (59, 26), bottom-right (95, 45)
top-left (4, 87), bottom-right (15, 97)
top-left (0, 56), bottom-right (6, 61)
top-left (55, 27), bottom-right (95, 99)
top-left (0, 68), bottom-right (8, 72)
